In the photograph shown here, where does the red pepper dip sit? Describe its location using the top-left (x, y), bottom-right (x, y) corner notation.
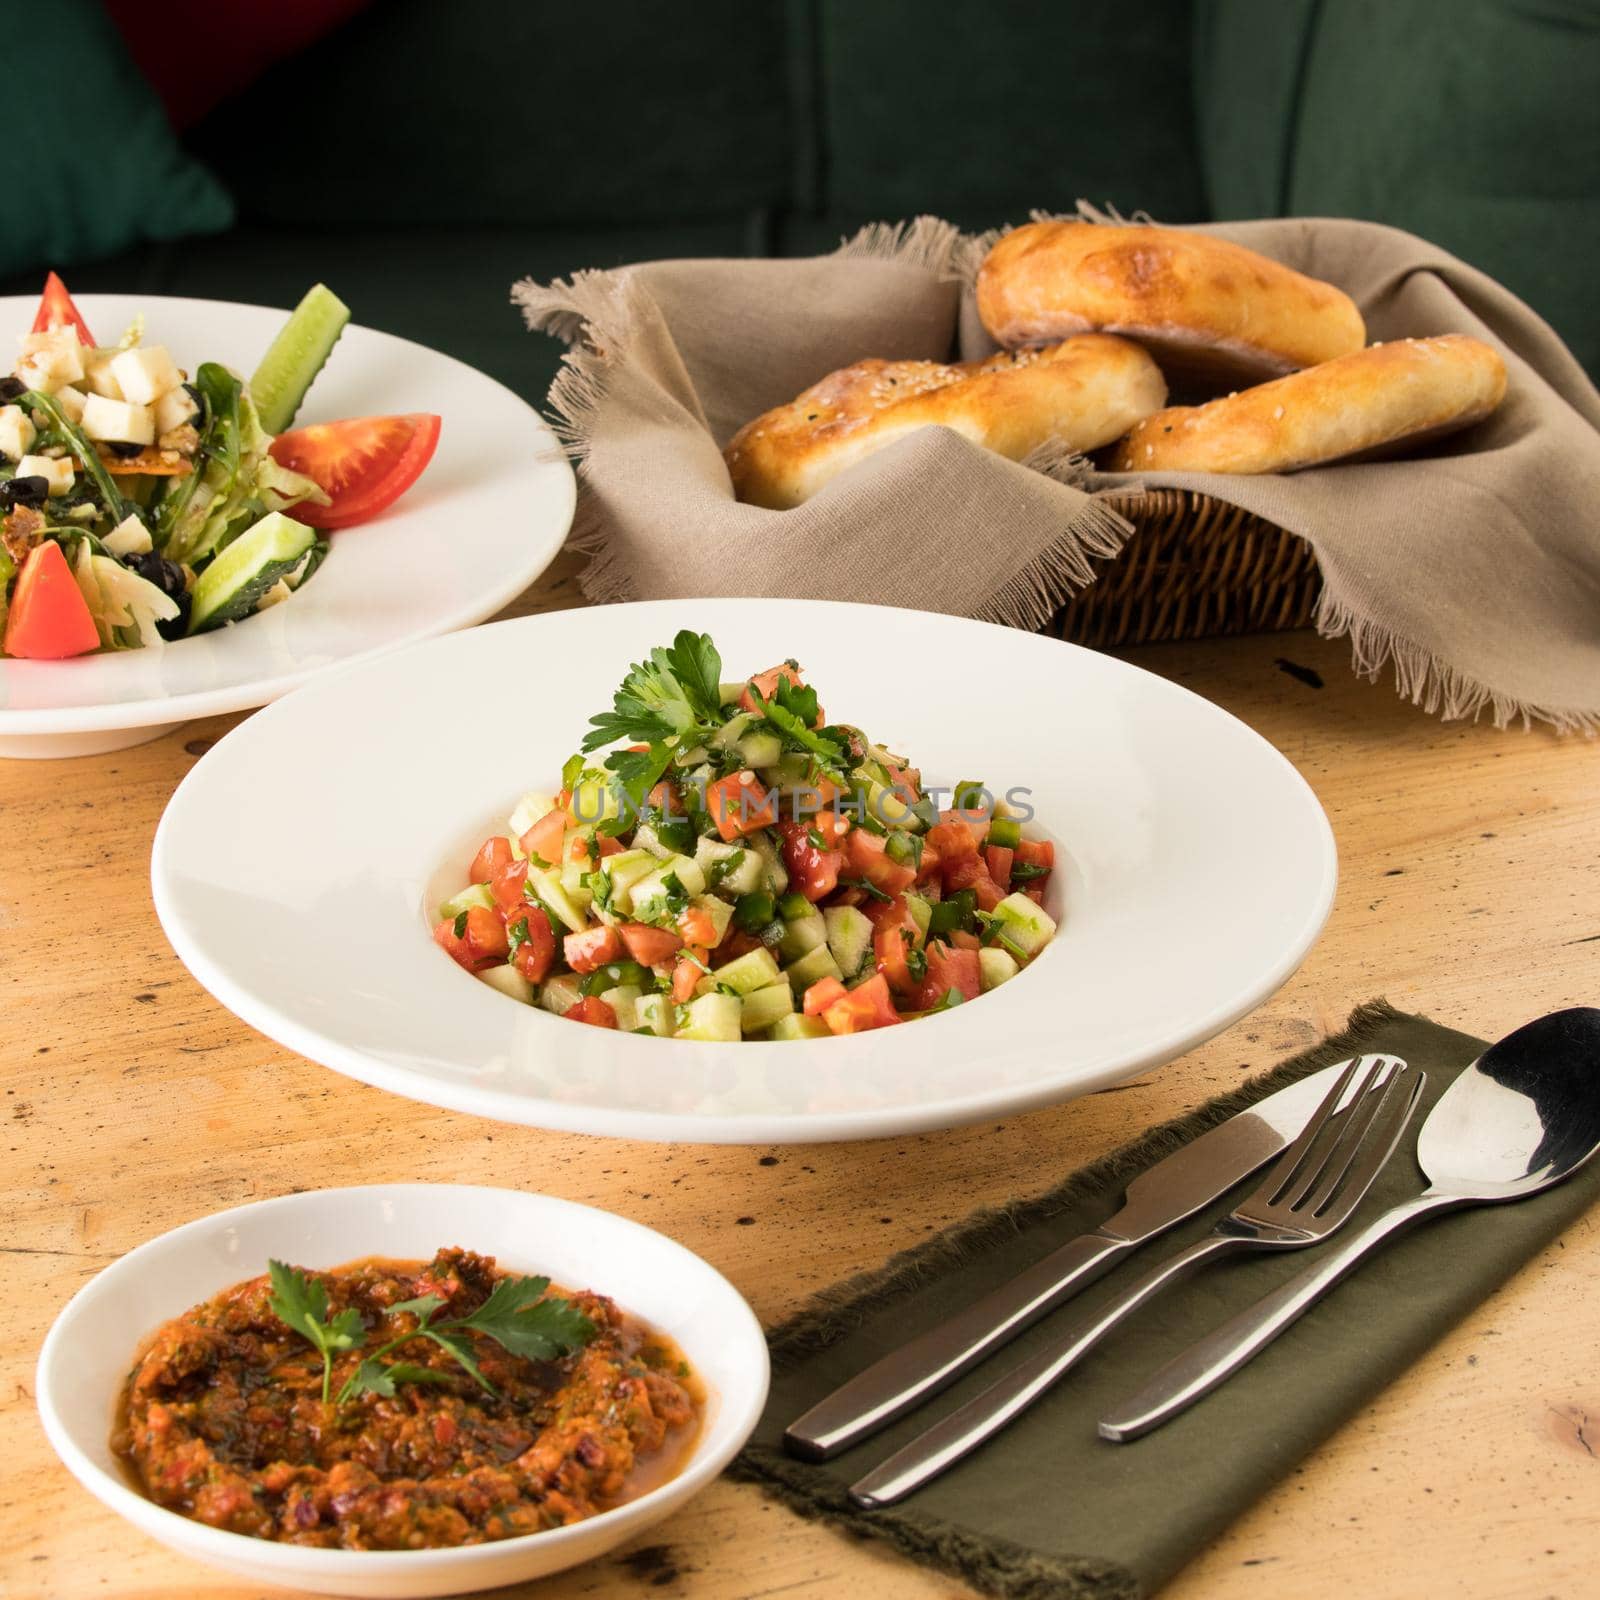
top-left (113, 1248), bottom-right (702, 1548)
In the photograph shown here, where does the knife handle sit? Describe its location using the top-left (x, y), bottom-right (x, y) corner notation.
top-left (783, 1229), bottom-right (1128, 1461)
top-left (1098, 1191), bottom-right (1456, 1442)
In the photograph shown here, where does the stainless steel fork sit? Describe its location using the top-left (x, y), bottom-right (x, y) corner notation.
top-left (849, 1055), bottom-right (1425, 1508)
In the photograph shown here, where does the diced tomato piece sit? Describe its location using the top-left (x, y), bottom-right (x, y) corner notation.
top-left (565, 996), bottom-right (618, 1029)
top-left (1014, 838), bottom-right (1055, 887)
top-left (872, 898), bottom-right (921, 994)
top-left (519, 808), bottom-right (566, 869)
top-left (618, 923), bottom-right (683, 966)
top-left (944, 854), bottom-right (1005, 912)
top-left (645, 779), bottom-right (683, 814)
top-left (940, 805), bottom-right (991, 844)
top-left (949, 929), bottom-right (982, 951)
top-left (862, 890), bottom-right (912, 928)
top-left (822, 973), bottom-right (902, 1033)
top-left (678, 903), bottom-right (721, 949)
top-left (777, 820), bottom-right (844, 903)
top-left (909, 942), bottom-right (983, 1010)
top-left (809, 808), bottom-right (853, 848)
top-left (914, 841), bottom-right (942, 885)
top-left (32, 270), bottom-right (94, 345)
top-left (707, 771), bottom-right (778, 841)
top-left (843, 829), bottom-right (916, 896)
top-left (984, 844), bottom-right (1014, 890)
top-left (433, 918), bottom-right (490, 972)
top-left (2, 541), bottom-right (100, 659)
top-left (507, 906), bottom-right (557, 982)
top-left (462, 905), bottom-right (509, 963)
top-left (563, 924), bottom-right (622, 973)
top-left (1025, 884), bottom-right (1047, 904)
top-left (926, 818), bottom-right (980, 866)
top-left (740, 663), bottom-right (816, 721)
top-left (802, 976), bottom-right (848, 1017)
top-left (713, 927), bottom-right (765, 967)
top-left (671, 953), bottom-right (706, 1004)
top-left (597, 834), bottom-right (623, 858)
top-left (470, 836), bottom-right (514, 884)
top-left (831, 884), bottom-right (868, 909)
top-left (491, 860), bottom-right (532, 913)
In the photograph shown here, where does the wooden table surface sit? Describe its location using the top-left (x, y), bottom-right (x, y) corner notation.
top-left (5, 545), bottom-right (1598, 1600)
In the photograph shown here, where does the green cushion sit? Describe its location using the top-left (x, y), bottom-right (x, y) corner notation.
top-left (190, 0), bottom-right (793, 229)
top-left (1199, 0), bottom-right (1600, 374)
top-left (3, 222), bottom-right (753, 410)
top-left (817, 0), bottom-right (1207, 224)
top-left (10, 0), bottom-right (233, 278)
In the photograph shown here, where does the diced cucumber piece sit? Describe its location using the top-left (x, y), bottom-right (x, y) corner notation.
top-left (188, 511), bottom-right (315, 633)
top-left (508, 790), bottom-right (559, 837)
top-left (778, 909), bottom-right (828, 961)
top-left (695, 836), bottom-right (765, 896)
top-left (865, 780), bottom-right (919, 830)
top-left (525, 865), bottom-right (589, 934)
top-left (677, 992), bottom-right (741, 1042)
top-left (979, 947), bottom-right (1021, 990)
top-left (629, 854), bottom-right (707, 921)
top-left (478, 964), bottom-right (535, 1005)
top-left (741, 981), bottom-right (795, 1034)
top-left (783, 942), bottom-right (843, 995)
top-left (635, 993), bottom-right (674, 1037)
top-left (631, 821), bottom-right (674, 859)
top-left (438, 883), bottom-right (494, 919)
top-left (905, 891), bottom-right (932, 945)
top-left (250, 283), bottom-right (350, 435)
top-left (712, 710), bottom-right (753, 747)
top-left (599, 983), bottom-right (642, 1032)
top-left (769, 1014), bottom-right (831, 1041)
top-left (541, 972), bottom-right (584, 1016)
top-left (569, 771), bottom-right (627, 827)
top-left (736, 729), bottom-right (784, 768)
top-left (763, 750), bottom-right (812, 787)
top-left (746, 830), bottom-right (788, 894)
top-left (704, 946), bottom-right (782, 996)
top-left (601, 848), bottom-right (660, 914)
top-left (685, 893), bottom-right (735, 947)
top-left (992, 892), bottom-right (1058, 956)
top-left (824, 905), bottom-right (874, 980)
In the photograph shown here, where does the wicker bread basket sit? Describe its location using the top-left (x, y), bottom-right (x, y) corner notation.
top-left (1050, 489), bottom-right (1320, 649)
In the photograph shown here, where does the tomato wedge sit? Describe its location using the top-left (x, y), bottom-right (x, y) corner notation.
top-left (32, 271), bottom-right (94, 346)
top-left (269, 413), bottom-right (441, 530)
top-left (3, 542), bottom-right (100, 659)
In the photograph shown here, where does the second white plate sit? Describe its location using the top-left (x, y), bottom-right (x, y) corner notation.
top-left (152, 599), bottom-right (1336, 1143)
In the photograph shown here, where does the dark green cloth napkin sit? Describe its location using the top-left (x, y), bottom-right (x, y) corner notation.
top-left (732, 1002), bottom-right (1600, 1599)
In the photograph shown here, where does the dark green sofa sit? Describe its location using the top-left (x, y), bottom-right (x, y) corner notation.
top-left (19, 0), bottom-right (1599, 406)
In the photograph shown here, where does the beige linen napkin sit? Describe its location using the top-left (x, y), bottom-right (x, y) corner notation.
top-left (514, 212), bottom-right (1600, 732)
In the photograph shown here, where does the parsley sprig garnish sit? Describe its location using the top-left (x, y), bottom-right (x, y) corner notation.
top-left (581, 631), bottom-right (725, 752)
top-left (267, 1262), bottom-right (595, 1406)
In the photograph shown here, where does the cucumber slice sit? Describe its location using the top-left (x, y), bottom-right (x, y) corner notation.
top-left (783, 942), bottom-right (843, 996)
top-left (250, 283), bottom-right (350, 435)
top-left (979, 947), bottom-right (1021, 991)
top-left (635, 994), bottom-right (674, 1037)
top-left (741, 981), bottom-right (795, 1034)
top-left (824, 905), bottom-right (874, 980)
top-left (188, 511), bottom-right (315, 633)
top-left (699, 946), bottom-right (781, 996)
top-left (438, 883), bottom-right (494, 920)
top-left (677, 992), bottom-right (741, 1042)
top-left (540, 972), bottom-right (584, 1016)
top-left (992, 892), bottom-right (1058, 956)
top-left (778, 908), bottom-right (827, 961)
top-left (769, 1014), bottom-right (830, 1041)
top-left (478, 964), bottom-right (535, 1005)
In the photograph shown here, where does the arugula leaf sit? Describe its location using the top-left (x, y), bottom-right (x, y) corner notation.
top-left (267, 1261), bottom-right (365, 1403)
top-left (454, 1273), bottom-right (596, 1362)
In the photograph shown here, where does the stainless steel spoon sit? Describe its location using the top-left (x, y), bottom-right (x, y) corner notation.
top-left (1100, 1006), bottom-right (1600, 1441)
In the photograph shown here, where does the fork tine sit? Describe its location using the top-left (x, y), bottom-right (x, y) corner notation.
top-left (1289, 1060), bottom-right (1403, 1213)
top-left (1264, 1056), bottom-right (1388, 1209)
top-left (1301, 1064), bottom-right (1423, 1226)
top-left (1257, 1056), bottom-right (1365, 1206)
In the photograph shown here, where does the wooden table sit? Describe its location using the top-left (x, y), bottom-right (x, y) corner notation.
top-left (6, 546), bottom-right (1598, 1600)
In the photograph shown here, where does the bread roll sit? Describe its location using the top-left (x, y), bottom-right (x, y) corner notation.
top-left (1105, 334), bottom-right (1507, 475)
top-left (725, 333), bottom-right (1167, 510)
top-left (977, 220), bottom-right (1366, 387)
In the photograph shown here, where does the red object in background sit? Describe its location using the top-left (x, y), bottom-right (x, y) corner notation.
top-left (103, 1), bottom-right (372, 129)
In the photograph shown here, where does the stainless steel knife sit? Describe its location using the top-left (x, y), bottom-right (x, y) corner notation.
top-left (783, 1055), bottom-right (1383, 1460)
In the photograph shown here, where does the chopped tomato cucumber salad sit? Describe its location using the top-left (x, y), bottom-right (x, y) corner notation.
top-left (0, 274), bottom-right (440, 659)
top-left (434, 632), bottom-right (1059, 1040)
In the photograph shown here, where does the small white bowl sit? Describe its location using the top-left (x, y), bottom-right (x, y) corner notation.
top-left (35, 1185), bottom-right (768, 1598)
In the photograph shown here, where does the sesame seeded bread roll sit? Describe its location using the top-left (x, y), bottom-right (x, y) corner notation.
top-left (977, 220), bottom-right (1366, 388)
top-left (725, 333), bottom-right (1167, 510)
top-left (1105, 335), bottom-right (1508, 475)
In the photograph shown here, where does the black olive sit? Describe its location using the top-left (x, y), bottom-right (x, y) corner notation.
top-left (0, 376), bottom-right (24, 402)
top-left (128, 548), bottom-right (187, 600)
top-left (156, 589), bottom-right (191, 641)
top-left (0, 474), bottom-right (49, 509)
top-left (106, 440), bottom-right (145, 458)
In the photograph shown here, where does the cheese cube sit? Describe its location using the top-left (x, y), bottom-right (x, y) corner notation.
top-left (154, 384), bottom-right (198, 437)
top-left (81, 349), bottom-right (124, 400)
top-left (0, 403), bottom-right (36, 462)
top-left (16, 454), bottom-right (75, 495)
top-left (15, 327), bottom-right (84, 393)
top-left (81, 392), bottom-right (154, 446)
top-left (109, 344), bottom-right (182, 405)
top-left (53, 384), bottom-right (87, 423)
top-left (105, 513), bottom-right (154, 557)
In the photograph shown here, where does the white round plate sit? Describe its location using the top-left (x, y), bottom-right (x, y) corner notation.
top-left (152, 599), bottom-right (1337, 1144)
top-left (0, 294), bottom-right (573, 758)
top-left (36, 1184), bottom-right (768, 1599)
